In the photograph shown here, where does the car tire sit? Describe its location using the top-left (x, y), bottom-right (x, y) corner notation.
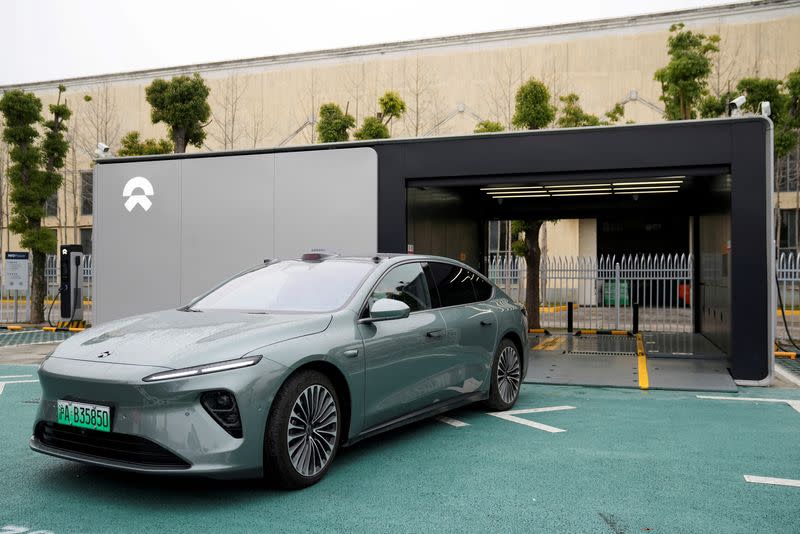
top-left (485, 338), bottom-right (522, 411)
top-left (264, 369), bottom-right (341, 490)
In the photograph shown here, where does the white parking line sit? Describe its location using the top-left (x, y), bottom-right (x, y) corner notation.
top-left (744, 475), bottom-right (800, 488)
top-left (697, 395), bottom-right (800, 414)
top-left (435, 416), bottom-right (470, 427)
top-left (488, 406), bottom-right (576, 433)
top-left (0, 380), bottom-right (38, 395)
top-left (0, 375), bottom-right (32, 379)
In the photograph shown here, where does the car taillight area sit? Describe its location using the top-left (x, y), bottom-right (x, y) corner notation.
top-left (201, 390), bottom-right (243, 438)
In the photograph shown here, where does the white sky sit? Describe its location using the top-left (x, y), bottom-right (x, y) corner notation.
top-left (2, 0), bottom-right (748, 86)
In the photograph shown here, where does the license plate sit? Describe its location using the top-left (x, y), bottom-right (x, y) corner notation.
top-left (57, 400), bottom-right (112, 432)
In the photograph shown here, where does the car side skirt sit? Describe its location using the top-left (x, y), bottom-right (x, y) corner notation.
top-left (344, 392), bottom-right (487, 446)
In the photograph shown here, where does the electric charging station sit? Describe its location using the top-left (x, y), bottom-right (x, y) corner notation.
top-left (59, 244), bottom-right (84, 324)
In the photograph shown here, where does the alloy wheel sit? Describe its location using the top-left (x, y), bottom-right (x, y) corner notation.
top-left (287, 384), bottom-right (338, 477)
top-left (497, 345), bottom-right (521, 404)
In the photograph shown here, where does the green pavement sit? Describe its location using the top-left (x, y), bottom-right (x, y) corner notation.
top-left (0, 330), bottom-right (73, 347)
top-left (1, 363), bottom-right (799, 533)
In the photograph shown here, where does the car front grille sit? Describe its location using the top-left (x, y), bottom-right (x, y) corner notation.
top-left (35, 421), bottom-right (190, 469)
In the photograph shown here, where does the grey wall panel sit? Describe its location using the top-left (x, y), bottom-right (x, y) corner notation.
top-left (94, 160), bottom-right (181, 324)
top-left (274, 148), bottom-right (377, 258)
top-left (179, 155), bottom-right (275, 303)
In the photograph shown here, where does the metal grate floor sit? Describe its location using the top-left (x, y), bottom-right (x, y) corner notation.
top-left (0, 330), bottom-right (73, 347)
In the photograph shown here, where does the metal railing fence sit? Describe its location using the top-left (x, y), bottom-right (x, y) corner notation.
top-left (0, 254), bottom-right (93, 324)
top-left (776, 252), bottom-right (800, 342)
top-left (486, 253), bottom-right (694, 332)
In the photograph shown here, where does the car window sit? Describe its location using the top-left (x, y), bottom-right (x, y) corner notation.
top-left (368, 263), bottom-right (431, 313)
top-left (190, 260), bottom-right (375, 313)
top-left (472, 276), bottom-right (494, 301)
top-left (427, 262), bottom-right (478, 307)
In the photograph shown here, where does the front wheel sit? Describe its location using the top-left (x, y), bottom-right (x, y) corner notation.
top-left (264, 370), bottom-right (340, 489)
top-left (485, 338), bottom-right (522, 411)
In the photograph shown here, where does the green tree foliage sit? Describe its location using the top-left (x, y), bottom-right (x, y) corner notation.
top-left (316, 103), bottom-right (355, 143)
top-left (354, 116), bottom-right (390, 140)
top-left (654, 23), bottom-right (720, 120)
top-left (117, 131), bottom-right (174, 156)
top-left (556, 94), bottom-right (601, 128)
top-left (512, 78), bottom-right (555, 130)
top-left (474, 120), bottom-right (505, 133)
top-left (378, 91), bottom-right (407, 126)
top-left (699, 91), bottom-right (734, 119)
top-left (145, 73), bottom-right (211, 153)
top-left (0, 86), bottom-right (71, 322)
top-left (736, 76), bottom-right (799, 158)
top-left (353, 92), bottom-right (407, 140)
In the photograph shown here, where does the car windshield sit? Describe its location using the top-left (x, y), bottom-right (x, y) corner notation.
top-left (189, 260), bottom-right (375, 313)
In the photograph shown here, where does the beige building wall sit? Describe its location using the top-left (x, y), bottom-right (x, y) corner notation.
top-left (1, 1), bottom-right (799, 256)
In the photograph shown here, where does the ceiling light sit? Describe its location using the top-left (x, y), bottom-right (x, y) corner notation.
top-left (491, 194), bottom-right (551, 199)
top-left (615, 189), bottom-right (680, 194)
top-left (545, 183), bottom-right (611, 189)
top-left (611, 180), bottom-right (683, 186)
top-left (480, 185), bottom-right (543, 191)
top-left (488, 190), bottom-right (550, 195)
top-left (613, 184), bottom-right (682, 191)
top-left (550, 192), bottom-right (613, 197)
top-left (544, 188), bottom-right (611, 193)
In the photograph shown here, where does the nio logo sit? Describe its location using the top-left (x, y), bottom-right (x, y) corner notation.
top-left (123, 176), bottom-right (154, 212)
top-left (97, 351), bottom-right (111, 359)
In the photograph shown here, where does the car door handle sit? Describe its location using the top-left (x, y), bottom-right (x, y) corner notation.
top-left (343, 349), bottom-right (359, 358)
top-left (480, 320), bottom-right (494, 326)
top-left (426, 329), bottom-right (445, 338)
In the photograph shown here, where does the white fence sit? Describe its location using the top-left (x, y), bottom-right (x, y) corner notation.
top-left (776, 252), bottom-right (800, 342)
top-left (487, 253), bottom-right (694, 332)
top-left (0, 254), bottom-right (93, 324)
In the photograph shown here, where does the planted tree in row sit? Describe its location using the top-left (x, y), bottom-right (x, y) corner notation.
top-left (0, 86), bottom-right (71, 322)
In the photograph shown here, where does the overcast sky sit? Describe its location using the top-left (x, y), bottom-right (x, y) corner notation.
top-left (2, 0), bottom-right (748, 86)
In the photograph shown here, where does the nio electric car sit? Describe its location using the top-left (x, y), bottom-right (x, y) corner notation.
top-left (31, 254), bottom-right (527, 488)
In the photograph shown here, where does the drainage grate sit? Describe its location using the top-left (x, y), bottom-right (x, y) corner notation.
top-left (565, 350), bottom-right (637, 357)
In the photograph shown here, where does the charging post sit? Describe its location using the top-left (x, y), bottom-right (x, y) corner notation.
top-left (59, 245), bottom-right (84, 324)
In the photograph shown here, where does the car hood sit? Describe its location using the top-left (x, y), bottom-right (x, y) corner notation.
top-left (51, 309), bottom-right (332, 369)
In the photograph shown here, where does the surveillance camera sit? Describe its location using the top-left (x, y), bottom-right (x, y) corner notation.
top-left (728, 95), bottom-right (746, 116)
top-left (759, 101), bottom-right (771, 118)
top-left (97, 143), bottom-right (109, 153)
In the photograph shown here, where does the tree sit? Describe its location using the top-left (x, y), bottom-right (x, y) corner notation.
top-left (210, 73), bottom-right (247, 150)
top-left (79, 83), bottom-right (121, 157)
top-left (316, 103), bottom-right (355, 143)
top-left (507, 78), bottom-right (555, 326)
top-left (512, 79), bottom-right (555, 130)
top-left (354, 92), bottom-right (407, 140)
top-left (556, 94), bottom-right (625, 127)
top-left (378, 91), bottom-right (407, 130)
top-left (403, 56), bottom-right (442, 137)
top-left (654, 23), bottom-right (720, 120)
top-left (354, 116), bottom-right (390, 140)
top-left (474, 120), bottom-right (504, 133)
top-left (145, 73), bottom-right (211, 153)
top-left (0, 86), bottom-right (71, 323)
top-left (117, 131), bottom-right (174, 156)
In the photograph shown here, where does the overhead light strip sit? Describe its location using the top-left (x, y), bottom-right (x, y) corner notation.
top-left (545, 183), bottom-right (611, 189)
top-left (487, 190), bottom-right (550, 195)
top-left (480, 185), bottom-right (543, 191)
top-left (613, 185), bottom-right (681, 191)
top-left (615, 189), bottom-right (680, 194)
top-left (550, 192), bottom-right (613, 197)
top-left (492, 194), bottom-right (551, 199)
top-left (612, 180), bottom-right (683, 186)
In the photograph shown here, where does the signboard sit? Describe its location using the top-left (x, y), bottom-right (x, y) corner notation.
top-left (3, 251), bottom-right (29, 291)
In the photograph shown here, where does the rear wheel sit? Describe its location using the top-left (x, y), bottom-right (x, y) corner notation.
top-left (485, 338), bottom-right (522, 411)
top-left (264, 369), bottom-right (340, 489)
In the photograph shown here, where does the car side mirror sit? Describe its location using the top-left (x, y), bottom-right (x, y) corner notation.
top-left (367, 298), bottom-right (410, 322)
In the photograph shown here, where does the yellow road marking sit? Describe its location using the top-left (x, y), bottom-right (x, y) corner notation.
top-left (533, 336), bottom-right (565, 351)
top-left (636, 333), bottom-right (649, 390)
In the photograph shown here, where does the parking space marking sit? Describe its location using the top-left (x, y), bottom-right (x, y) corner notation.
top-left (744, 475), bottom-right (800, 488)
top-left (697, 395), bottom-right (800, 414)
top-left (0, 375), bottom-right (33, 379)
top-left (435, 415), bottom-right (470, 427)
top-left (488, 405), bottom-right (576, 433)
top-left (0, 379), bottom-right (38, 396)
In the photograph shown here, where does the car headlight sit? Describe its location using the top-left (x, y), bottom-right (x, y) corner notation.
top-left (141, 355), bottom-right (262, 382)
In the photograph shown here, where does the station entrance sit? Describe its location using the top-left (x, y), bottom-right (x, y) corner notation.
top-left (380, 118), bottom-right (772, 386)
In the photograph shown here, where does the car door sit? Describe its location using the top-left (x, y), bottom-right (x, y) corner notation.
top-left (426, 262), bottom-right (499, 399)
top-left (359, 262), bottom-right (452, 429)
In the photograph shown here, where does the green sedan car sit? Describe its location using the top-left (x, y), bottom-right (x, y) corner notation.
top-left (31, 254), bottom-right (528, 489)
